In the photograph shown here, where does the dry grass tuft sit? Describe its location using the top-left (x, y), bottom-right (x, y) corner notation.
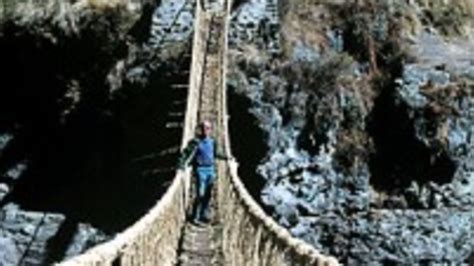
top-left (86, 0), bottom-right (127, 10)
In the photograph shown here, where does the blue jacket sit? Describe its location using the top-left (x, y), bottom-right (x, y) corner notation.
top-left (178, 137), bottom-right (227, 169)
top-left (195, 137), bottom-right (215, 166)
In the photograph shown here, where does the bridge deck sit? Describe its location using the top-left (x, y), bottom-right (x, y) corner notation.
top-left (177, 223), bottom-right (223, 266)
top-left (176, 3), bottom-right (228, 266)
top-left (55, 1), bottom-right (340, 265)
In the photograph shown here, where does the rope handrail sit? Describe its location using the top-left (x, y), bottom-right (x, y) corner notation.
top-left (216, 1), bottom-right (340, 264)
top-left (218, 159), bottom-right (341, 265)
top-left (55, 0), bottom-right (343, 264)
top-left (57, 172), bottom-right (187, 265)
top-left (56, 1), bottom-right (206, 265)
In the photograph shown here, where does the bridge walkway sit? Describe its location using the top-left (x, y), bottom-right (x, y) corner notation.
top-left (176, 2), bottom-right (227, 266)
top-left (54, 0), bottom-right (341, 265)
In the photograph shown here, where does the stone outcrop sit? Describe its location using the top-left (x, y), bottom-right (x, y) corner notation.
top-left (228, 0), bottom-right (474, 264)
top-left (148, 0), bottom-right (195, 48)
top-left (229, 0), bottom-right (280, 53)
top-left (0, 0), bottom-right (180, 264)
top-left (0, 204), bottom-right (107, 266)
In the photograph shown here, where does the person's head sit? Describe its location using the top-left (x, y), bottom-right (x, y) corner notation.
top-left (199, 120), bottom-right (213, 138)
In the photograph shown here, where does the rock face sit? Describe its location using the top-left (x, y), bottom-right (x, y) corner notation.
top-left (0, 0), bottom-right (190, 264)
top-left (0, 204), bottom-right (107, 265)
top-left (148, 0), bottom-right (195, 48)
top-left (229, 0), bottom-right (280, 53)
top-left (0, 133), bottom-right (27, 202)
top-left (0, 237), bottom-right (21, 266)
top-left (229, 0), bottom-right (474, 264)
top-left (63, 224), bottom-right (110, 261)
top-left (385, 64), bottom-right (474, 209)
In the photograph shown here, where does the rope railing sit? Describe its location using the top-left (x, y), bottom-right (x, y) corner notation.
top-left (216, 0), bottom-right (340, 265)
top-left (54, 0), bottom-right (342, 264)
top-left (56, 0), bottom-right (209, 264)
top-left (58, 173), bottom-right (187, 266)
top-left (217, 161), bottom-right (341, 266)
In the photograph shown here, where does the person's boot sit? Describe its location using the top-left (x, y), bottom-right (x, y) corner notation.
top-left (201, 216), bottom-right (210, 224)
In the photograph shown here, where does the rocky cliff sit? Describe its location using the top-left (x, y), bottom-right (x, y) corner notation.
top-left (1, 0), bottom-right (473, 264)
top-left (0, 0), bottom-right (194, 264)
top-left (228, 0), bottom-right (474, 264)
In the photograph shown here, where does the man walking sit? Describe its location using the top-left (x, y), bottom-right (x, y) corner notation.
top-left (178, 121), bottom-right (228, 224)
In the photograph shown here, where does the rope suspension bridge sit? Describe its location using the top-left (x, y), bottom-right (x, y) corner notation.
top-left (57, 0), bottom-right (340, 265)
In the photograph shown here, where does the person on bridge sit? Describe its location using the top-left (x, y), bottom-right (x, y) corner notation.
top-left (177, 120), bottom-right (230, 225)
